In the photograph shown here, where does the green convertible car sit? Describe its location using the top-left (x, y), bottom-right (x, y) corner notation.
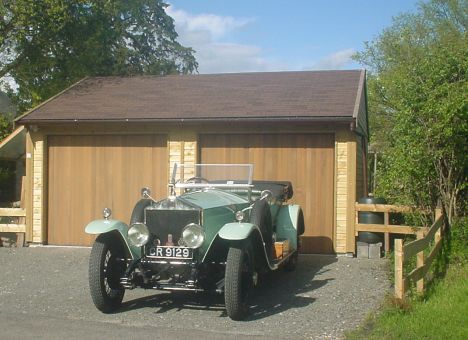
top-left (85, 164), bottom-right (304, 320)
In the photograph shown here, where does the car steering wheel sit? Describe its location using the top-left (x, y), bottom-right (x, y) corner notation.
top-left (186, 176), bottom-right (210, 184)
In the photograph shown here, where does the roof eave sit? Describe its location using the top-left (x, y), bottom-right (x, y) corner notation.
top-left (14, 77), bottom-right (89, 127)
top-left (19, 116), bottom-right (355, 125)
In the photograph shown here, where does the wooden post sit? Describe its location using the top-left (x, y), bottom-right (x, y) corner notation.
top-left (435, 208), bottom-right (442, 228)
top-left (434, 207), bottom-right (442, 253)
top-left (25, 131), bottom-right (34, 243)
top-left (394, 238), bottom-right (404, 300)
top-left (346, 134), bottom-right (357, 254)
top-left (416, 230), bottom-right (425, 294)
top-left (384, 211), bottom-right (390, 254)
top-left (355, 203), bottom-right (359, 236)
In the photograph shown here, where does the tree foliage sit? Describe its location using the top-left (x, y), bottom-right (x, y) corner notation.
top-left (0, 0), bottom-right (198, 113)
top-left (354, 0), bottom-right (467, 223)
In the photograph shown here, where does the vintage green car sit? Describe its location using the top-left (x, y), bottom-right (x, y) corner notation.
top-left (85, 164), bottom-right (304, 320)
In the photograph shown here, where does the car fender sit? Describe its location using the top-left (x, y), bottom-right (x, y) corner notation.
top-left (203, 222), bottom-right (267, 265)
top-left (276, 204), bottom-right (304, 251)
top-left (217, 222), bottom-right (257, 240)
top-left (85, 219), bottom-right (141, 259)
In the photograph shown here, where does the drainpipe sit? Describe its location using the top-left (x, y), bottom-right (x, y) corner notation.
top-left (350, 121), bottom-right (369, 196)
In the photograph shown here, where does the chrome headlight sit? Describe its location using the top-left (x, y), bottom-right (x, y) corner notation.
top-left (181, 223), bottom-right (205, 248)
top-left (128, 223), bottom-right (150, 247)
top-left (102, 207), bottom-right (112, 219)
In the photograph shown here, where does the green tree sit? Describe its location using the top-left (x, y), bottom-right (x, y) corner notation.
top-left (0, 0), bottom-right (197, 113)
top-left (354, 0), bottom-right (467, 224)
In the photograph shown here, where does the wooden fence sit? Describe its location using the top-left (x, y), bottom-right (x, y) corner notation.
top-left (395, 208), bottom-right (443, 299)
top-left (355, 203), bottom-right (428, 254)
top-left (355, 203), bottom-right (444, 299)
top-left (0, 208), bottom-right (26, 246)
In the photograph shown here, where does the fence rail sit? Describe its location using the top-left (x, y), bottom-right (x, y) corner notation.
top-left (354, 203), bottom-right (428, 253)
top-left (354, 203), bottom-right (444, 299)
top-left (0, 208), bottom-right (26, 233)
top-left (394, 208), bottom-right (443, 299)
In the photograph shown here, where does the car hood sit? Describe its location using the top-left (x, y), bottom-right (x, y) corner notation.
top-left (180, 189), bottom-right (249, 209)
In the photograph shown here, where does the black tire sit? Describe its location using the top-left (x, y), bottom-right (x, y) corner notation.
top-left (130, 199), bottom-right (152, 225)
top-left (89, 234), bottom-right (125, 313)
top-left (225, 242), bottom-right (254, 320)
top-left (297, 209), bottom-right (305, 236)
top-left (250, 200), bottom-right (273, 254)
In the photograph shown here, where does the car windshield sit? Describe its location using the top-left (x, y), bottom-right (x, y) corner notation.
top-left (172, 163), bottom-right (253, 190)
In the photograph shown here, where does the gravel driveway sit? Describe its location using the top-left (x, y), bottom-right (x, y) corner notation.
top-left (0, 247), bottom-right (390, 339)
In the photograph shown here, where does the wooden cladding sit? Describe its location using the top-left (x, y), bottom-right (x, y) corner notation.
top-left (199, 133), bottom-right (335, 254)
top-left (47, 135), bottom-right (167, 246)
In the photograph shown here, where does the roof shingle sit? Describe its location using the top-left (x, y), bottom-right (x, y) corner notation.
top-left (17, 70), bottom-right (364, 123)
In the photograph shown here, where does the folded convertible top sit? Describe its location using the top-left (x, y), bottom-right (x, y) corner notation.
top-left (251, 181), bottom-right (293, 201)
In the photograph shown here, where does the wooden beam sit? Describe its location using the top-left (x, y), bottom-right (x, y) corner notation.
top-left (0, 224), bottom-right (26, 232)
top-left (407, 236), bottom-right (442, 284)
top-left (404, 217), bottom-right (443, 258)
top-left (355, 203), bottom-right (416, 213)
top-left (346, 135), bottom-right (357, 253)
top-left (0, 208), bottom-right (26, 217)
top-left (426, 232), bottom-right (443, 270)
top-left (384, 212), bottom-right (390, 254)
top-left (355, 223), bottom-right (427, 235)
top-left (25, 131), bottom-right (34, 243)
top-left (395, 238), bottom-right (405, 300)
top-left (416, 230), bottom-right (425, 293)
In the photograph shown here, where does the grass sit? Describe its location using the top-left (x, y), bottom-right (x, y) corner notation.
top-left (346, 262), bottom-right (468, 339)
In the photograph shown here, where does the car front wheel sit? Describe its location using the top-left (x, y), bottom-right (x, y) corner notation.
top-left (89, 234), bottom-right (125, 313)
top-left (224, 242), bottom-right (254, 320)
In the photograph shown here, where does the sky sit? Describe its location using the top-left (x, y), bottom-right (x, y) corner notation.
top-left (167, 0), bottom-right (421, 74)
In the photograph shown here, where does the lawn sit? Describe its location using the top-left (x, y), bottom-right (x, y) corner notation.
top-left (347, 262), bottom-right (468, 339)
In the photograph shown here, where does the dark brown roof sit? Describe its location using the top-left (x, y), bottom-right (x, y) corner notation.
top-left (17, 70), bottom-right (365, 123)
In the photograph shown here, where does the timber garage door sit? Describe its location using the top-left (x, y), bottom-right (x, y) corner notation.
top-left (200, 134), bottom-right (335, 254)
top-left (48, 135), bottom-right (167, 246)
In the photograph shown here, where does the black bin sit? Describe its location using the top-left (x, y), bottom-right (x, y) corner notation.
top-left (358, 196), bottom-right (387, 244)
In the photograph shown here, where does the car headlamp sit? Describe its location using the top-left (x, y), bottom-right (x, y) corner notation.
top-left (128, 223), bottom-right (150, 247)
top-left (235, 210), bottom-right (244, 222)
top-left (181, 223), bottom-right (205, 248)
top-left (102, 207), bottom-right (112, 219)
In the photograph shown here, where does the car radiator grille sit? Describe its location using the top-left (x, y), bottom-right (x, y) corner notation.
top-left (144, 209), bottom-right (201, 247)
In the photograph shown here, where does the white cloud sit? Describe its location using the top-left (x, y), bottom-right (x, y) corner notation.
top-left (167, 7), bottom-right (253, 40)
top-left (167, 5), bottom-right (285, 74)
top-left (167, 5), bottom-right (356, 74)
top-left (306, 48), bottom-right (356, 70)
top-left (194, 42), bottom-right (288, 74)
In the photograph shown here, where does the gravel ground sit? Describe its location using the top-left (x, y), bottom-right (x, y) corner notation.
top-left (0, 247), bottom-right (391, 339)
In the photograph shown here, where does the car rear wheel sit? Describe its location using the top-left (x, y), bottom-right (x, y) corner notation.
top-left (89, 234), bottom-right (125, 313)
top-left (225, 242), bottom-right (254, 320)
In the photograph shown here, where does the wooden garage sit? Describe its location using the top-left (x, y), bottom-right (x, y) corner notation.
top-left (15, 70), bottom-right (368, 254)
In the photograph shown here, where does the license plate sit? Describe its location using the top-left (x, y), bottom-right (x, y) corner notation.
top-left (151, 246), bottom-right (193, 259)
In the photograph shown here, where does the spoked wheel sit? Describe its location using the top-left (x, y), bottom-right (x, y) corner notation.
top-left (225, 242), bottom-right (254, 320)
top-left (89, 234), bottom-right (126, 313)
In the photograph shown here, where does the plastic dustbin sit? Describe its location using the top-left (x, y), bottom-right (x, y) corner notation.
top-left (358, 196), bottom-right (387, 244)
